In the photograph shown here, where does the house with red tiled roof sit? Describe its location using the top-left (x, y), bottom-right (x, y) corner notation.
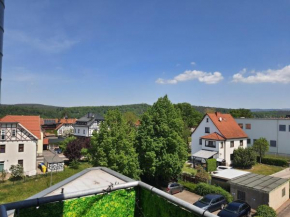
top-left (55, 118), bottom-right (76, 136)
top-left (191, 112), bottom-right (248, 166)
top-left (0, 115), bottom-right (44, 176)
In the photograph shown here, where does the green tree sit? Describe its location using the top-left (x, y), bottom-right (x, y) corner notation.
top-left (59, 136), bottom-right (76, 151)
top-left (136, 96), bottom-right (188, 186)
top-left (90, 110), bottom-right (141, 180)
top-left (233, 147), bottom-right (256, 168)
top-left (253, 137), bottom-right (270, 163)
top-left (230, 108), bottom-right (253, 118)
top-left (9, 164), bottom-right (24, 182)
top-left (123, 111), bottom-right (138, 127)
top-left (174, 103), bottom-right (203, 128)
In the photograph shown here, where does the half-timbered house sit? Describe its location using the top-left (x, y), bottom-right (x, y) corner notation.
top-left (0, 115), bottom-right (43, 176)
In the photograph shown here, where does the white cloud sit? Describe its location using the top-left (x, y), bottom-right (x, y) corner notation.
top-left (156, 70), bottom-right (224, 85)
top-left (190, 62), bottom-right (196, 65)
top-left (232, 65), bottom-right (290, 84)
top-left (6, 29), bottom-right (79, 53)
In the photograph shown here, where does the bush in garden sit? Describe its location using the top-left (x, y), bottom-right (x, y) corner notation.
top-left (256, 205), bottom-right (276, 217)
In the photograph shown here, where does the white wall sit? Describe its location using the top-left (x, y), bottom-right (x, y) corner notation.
top-left (235, 118), bottom-right (290, 156)
top-left (191, 115), bottom-right (220, 155)
top-left (74, 126), bottom-right (89, 137)
top-left (57, 125), bottom-right (74, 136)
top-left (0, 140), bottom-right (37, 176)
top-left (223, 139), bottom-right (247, 165)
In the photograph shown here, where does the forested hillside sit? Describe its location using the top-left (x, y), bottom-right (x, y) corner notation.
top-left (1, 103), bottom-right (289, 119)
top-left (0, 104), bottom-right (150, 118)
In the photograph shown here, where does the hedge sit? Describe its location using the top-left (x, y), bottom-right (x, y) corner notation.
top-left (206, 159), bottom-right (217, 172)
top-left (193, 183), bottom-right (233, 203)
top-left (178, 180), bottom-right (197, 192)
top-left (256, 205), bottom-right (276, 217)
top-left (260, 157), bottom-right (288, 167)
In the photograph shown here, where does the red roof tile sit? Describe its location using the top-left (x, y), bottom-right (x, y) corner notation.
top-left (59, 118), bottom-right (77, 124)
top-left (0, 115), bottom-right (42, 139)
top-left (207, 112), bottom-right (248, 139)
top-left (201, 132), bottom-right (226, 141)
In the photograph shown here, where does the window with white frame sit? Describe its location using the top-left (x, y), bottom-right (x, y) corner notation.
top-left (240, 140), bottom-right (243, 147)
top-left (205, 127), bottom-right (210, 133)
top-left (270, 140), bottom-right (276, 147)
top-left (12, 129), bottom-right (16, 137)
top-left (230, 141), bottom-right (234, 147)
top-left (1, 129), bottom-right (5, 140)
top-left (205, 141), bottom-right (216, 148)
top-left (220, 142), bottom-right (224, 149)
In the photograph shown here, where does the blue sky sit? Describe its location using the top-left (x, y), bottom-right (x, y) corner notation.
top-left (2, 0), bottom-right (290, 108)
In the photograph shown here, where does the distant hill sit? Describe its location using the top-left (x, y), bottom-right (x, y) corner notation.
top-left (1, 103), bottom-right (289, 119)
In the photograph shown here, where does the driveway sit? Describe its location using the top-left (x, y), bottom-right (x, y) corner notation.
top-left (271, 168), bottom-right (290, 179)
top-left (173, 190), bottom-right (220, 215)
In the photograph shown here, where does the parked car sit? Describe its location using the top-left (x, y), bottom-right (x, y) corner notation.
top-left (217, 166), bottom-right (232, 171)
top-left (217, 200), bottom-right (251, 217)
top-left (166, 183), bottom-right (183, 194)
top-left (54, 148), bottom-right (62, 154)
top-left (193, 194), bottom-right (227, 212)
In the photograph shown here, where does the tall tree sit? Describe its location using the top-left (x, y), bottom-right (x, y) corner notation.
top-left (136, 96), bottom-right (188, 186)
top-left (174, 103), bottom-right (203, 128)
top-left (90, 110), bottom-right (141, 180)
top-left (233, 147), bottom-right (256, 168)
top-left (123, 111), bottom-right (138, 127)
top-left (252, 137), bottom-right (269, 163)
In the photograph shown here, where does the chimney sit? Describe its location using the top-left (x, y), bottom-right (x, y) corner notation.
top-left (215, 112), bottom-right (221, 117)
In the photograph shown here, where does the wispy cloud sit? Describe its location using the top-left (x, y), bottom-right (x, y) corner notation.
top-left (156, 70), bottom-right (224, 85)
top-left (6, 29), bottom-right (79, 53)
top-left (232, 65), bottom-right (290, 84)
top-left (190, 62), bottom-right (196, 65)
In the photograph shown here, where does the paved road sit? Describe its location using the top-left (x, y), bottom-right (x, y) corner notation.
top-left (278, 205), bottom-right (290, 217)
top-left (173, 190), bottom-right (220, 215)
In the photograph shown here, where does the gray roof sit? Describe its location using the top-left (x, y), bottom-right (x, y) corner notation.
top-left (44, 155), bottom-right (64, 163)
top-left (229, 173), bottom-right (288, 193)
top-left (75, 113), bottom-right (104, 127)
top-left (192, 150), bottom-right (217, 159)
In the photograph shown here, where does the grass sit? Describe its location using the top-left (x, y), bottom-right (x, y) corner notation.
top-left (239, 163), bottom-right (285, 176)
top-left (0, 162), bottom-right (92, 204)
top-left (182, 163), bottom-right (197, 175)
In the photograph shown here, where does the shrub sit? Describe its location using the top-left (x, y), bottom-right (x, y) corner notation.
top-left (195, 165), bottom-right (211, 183)
top-left (260, 157), bottom-right (288, 167)
top-left (256, 205), bottom-right (276, 217)
top-left (178, 180), bottom-right (196, 192)
top-left (0, 169), bottom-right (7, 182)
top-left (9, 164), bottom-right (24, 181)
top-left (193, 182), bottom-right (233, 203)
top-left (206, 159), bottom-right (217, 172)
top-left (233, 147), bottom-right (256, 168)
top-left (69, 160), bottom-right (80, 169)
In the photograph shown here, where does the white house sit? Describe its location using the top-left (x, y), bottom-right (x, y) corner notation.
top-left (0, 115), bottom-right (43, 176)
top-left (235, 118), bottom-right (290, 157)
top-left (56, 118), bottom-right (77, 136)
top-left (191, 112), bottom-right (248, 166)
top-left (74, 113), bottom-right (104, 137)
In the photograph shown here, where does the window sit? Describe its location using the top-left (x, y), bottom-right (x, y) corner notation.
top-left (220, 142), bottom-right (224, 149)
top-left (238, 123), bottom-right (243, 129)
top-left (74, 129), bottom-right (76, 133)
top-left (205, 127), bottom-right (210, 133)
top-left (247, 139), bottom-right (251, 145)
top-left (199, 139), bottom-right (202, 145)
top-left (279, 125), bottom-right (286, 131)
top-left (240, 140), bottom-right (243, 147)
top-left (206, 118), bottom-right (209, 122)
top-left (0, 145), bottom-right (5, 153)
top-left (253, 139), bottom-right (257, 144)
top-left (230, 141), bottom-right (234, 147)
top-left (282, 188), bottom-right (286, 197)
top-left (230, 154), bottom-right (234, 161)
top-left (0, 161), bottom-right (4, 172)
top-left (83, 130), bottom-right (85, 134)
top-left (289, 125), bottom-right (290, 132)
top-left (18, 160), bottom-right (23, 167)
top-left (205, 141), bottom-right (216, 148)
top-left (78, 129), bottom-right (80, 133)
top-left (245, 124), bottom-right (251, 129)
top-left (270, 140), bottom-right (276, 147)
top-left (12, 129), bottom-right (16, 137)
top-left (18, 144), bottom-right (24, 152)
top-left (1, 129), bottom-right (5, 140)
top-left (237, 191), bottom-right (246, 201)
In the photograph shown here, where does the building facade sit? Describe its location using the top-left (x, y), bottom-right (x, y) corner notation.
top-left (191, 112), bottom-right (248, 166)
top-left (235, 118), bottom-right (290, 156)
top-left (0, 115), bottom-right (43, 176)
top-left (74, 113), bottom-right (104, 137)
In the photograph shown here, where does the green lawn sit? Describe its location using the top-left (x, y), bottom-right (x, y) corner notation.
top-left (0, 162), bottom-right (92, 204)
top-left (182, 163), bottom-right (197, 175)
top-left (239, 163), bottom-right (285, 176)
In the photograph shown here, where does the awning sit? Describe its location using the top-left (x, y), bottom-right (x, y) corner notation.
top-left (192, 150), bottom-right (217, 159)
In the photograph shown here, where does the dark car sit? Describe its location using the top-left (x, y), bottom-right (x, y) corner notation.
top-left (54, 148), bottom-right (62, 154)
top-left (166, 183), bottom-right (183, 194)
top-left (217, 200), bottom-right (251, 217)
top-left (193, 194), bottom-right (227, 212)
